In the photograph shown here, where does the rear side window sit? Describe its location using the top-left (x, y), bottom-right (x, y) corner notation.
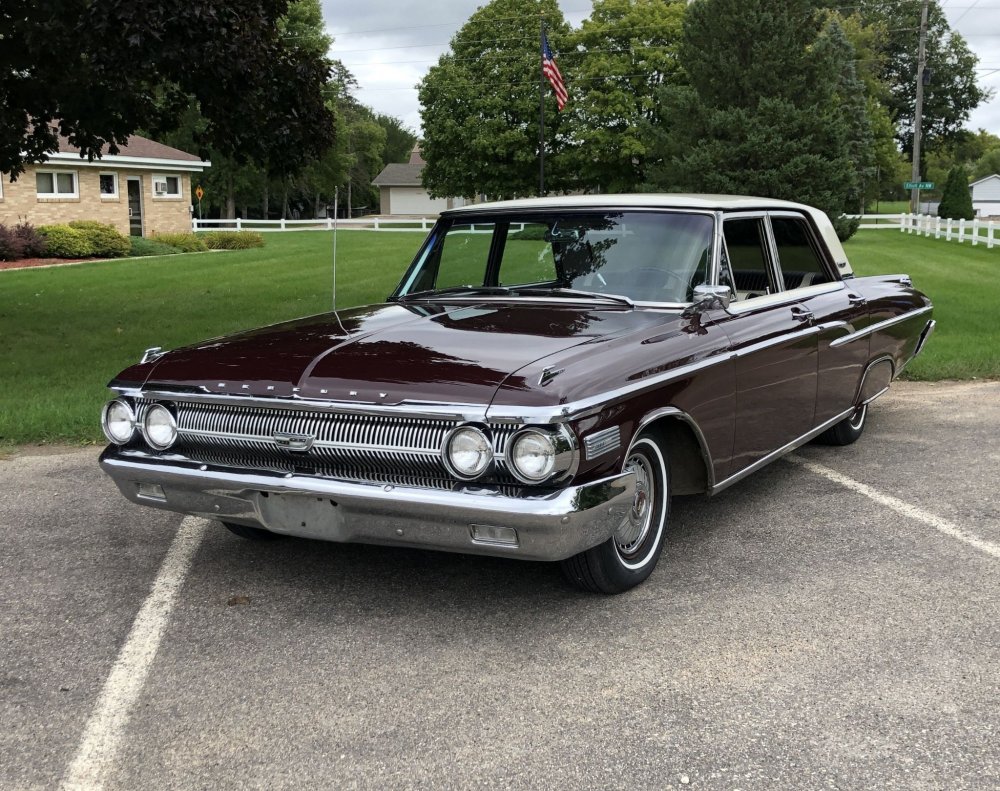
top-left (770, 216), bottom-right (831, 288)
top-left (724, 217), bottom-right (776, 299)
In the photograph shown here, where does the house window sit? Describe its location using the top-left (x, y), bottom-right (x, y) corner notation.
top-left (152, 174), bottom-right (182, 198)
top-left (36, 170), bottom-right (79, 198)
top-left (99, 172), bottom-right (119, 199)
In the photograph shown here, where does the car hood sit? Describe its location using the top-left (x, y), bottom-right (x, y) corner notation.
top-left (122, 301), bottom-right (675, 406)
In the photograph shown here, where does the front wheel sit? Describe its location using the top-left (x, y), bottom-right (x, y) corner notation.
top-left (560, 434), bottom-right (670, 594)
top-left (816, 403), bottom-right (868, 446)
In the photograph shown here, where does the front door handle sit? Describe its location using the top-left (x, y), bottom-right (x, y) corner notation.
top-left (847, 292), bottom-right (867, 307)
top-left (791, 306), bottom-right (814, 323)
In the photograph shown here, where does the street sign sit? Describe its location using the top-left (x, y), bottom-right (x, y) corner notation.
top-left (195, 186), bottom-right (204, 200)
top-left (904, 181), bottom-right (934, 190)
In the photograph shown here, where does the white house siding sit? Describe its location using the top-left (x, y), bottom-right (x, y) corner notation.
top-left (972, 175), bottom-right (1000, 217)
top-left (390, 187), bottom-right (449, 216)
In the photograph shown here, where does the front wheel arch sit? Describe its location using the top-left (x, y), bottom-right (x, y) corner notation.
top-left (635, 411), bottom-right (713, 495)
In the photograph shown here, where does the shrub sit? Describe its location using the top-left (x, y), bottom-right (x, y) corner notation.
top-left (151, 232), bottom-right (208, 252)
top-left (0, 224), bottom-right (25, 260)
top-left (15, 222), bottom-right (46, 258)
top-left (937, 167), bottom-right (976, 221)
top-left (200, 231), bottom-right (266, 250)
top-left (38, 225), bottom-right (94, 258)
top-left (67, 220), bottom-right (130, 258)
top-left (129, 237), bottom-right (182, 257)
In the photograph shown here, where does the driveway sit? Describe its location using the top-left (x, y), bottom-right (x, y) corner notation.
top-left (2, 381), bottom-right (997, 790)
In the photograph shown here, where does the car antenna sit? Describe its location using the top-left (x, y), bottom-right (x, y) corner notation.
top-left (331, 190), bottom-right (347, 336)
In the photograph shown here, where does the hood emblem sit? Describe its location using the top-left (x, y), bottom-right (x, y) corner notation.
top-left (273, 432), bottom-right (314, 452)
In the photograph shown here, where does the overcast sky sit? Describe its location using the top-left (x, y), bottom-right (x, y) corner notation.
top-left (322, 1), bottom-right (1000, 139)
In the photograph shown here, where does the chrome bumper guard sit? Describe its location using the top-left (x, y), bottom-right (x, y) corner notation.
top-left (100, 448), bottom-right (636, 562)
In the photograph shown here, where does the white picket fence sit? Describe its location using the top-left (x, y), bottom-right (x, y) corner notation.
top-left (192, 212), bottom-right (998, 249)
top-left (192, 216), bottom-right (437, 233)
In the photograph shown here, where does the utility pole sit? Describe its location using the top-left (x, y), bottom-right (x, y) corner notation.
top-left (910, 0), bottom-right (930, 213)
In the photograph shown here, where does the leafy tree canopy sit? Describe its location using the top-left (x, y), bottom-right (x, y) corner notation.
top-left (850, 0), bottom-right (989, 153)
top-left (1, 0), bottom-right (334, 179)
top-left (418, 0), bottom-right (569, 199)
top-left (562, 0), bottom-right (686, 193)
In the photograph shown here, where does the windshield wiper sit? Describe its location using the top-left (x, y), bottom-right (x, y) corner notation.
top-left (511, 286), bottom-right (634, 308)
top-left (396, 285), bottom-right (512, 301)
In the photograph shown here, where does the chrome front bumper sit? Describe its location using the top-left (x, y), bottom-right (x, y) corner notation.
top-left (100, 448), bottom-right (636, 562)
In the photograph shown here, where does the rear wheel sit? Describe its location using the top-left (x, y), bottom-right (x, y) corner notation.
top-left (816, 403), bottom-right (868, 446)
top-left (222, 521), bottom-right (284, 541)
top-left (560, 434), bottom-right (670, 594)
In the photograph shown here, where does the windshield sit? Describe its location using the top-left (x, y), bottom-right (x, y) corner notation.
top-left (395, 211), bottom-right (714, 304)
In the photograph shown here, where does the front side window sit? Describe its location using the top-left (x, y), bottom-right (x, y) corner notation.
top-left (36, 171), bottom-right (78, 197)
top-left (724, 217), bottom-right (776, 299)
top-left (398, 211), bottom-right (714, 304)
top-left (770, 216), bottom-right (831, 288)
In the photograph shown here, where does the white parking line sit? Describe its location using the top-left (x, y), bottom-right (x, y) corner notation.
top-left (788, 456), bottom-right (1000, 560)
top-left (60, 517), bottom-right (208, 791)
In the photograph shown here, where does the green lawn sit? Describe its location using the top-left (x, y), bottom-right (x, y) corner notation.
top-left (0, 228), bottom-right (996, 447)
top-left (845, 231), bottom-right (999, 381)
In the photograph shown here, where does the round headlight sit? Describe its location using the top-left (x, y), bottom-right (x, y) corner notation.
top-left (444, 425), bottom-right (493, 479)
top-left (508, 430), bottom-right (557, 482)
top-left (143, 403), bottom-right (177, 450)
top-left (101, 399), bottom-right (136, 444)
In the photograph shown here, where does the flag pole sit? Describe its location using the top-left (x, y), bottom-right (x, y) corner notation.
top-left (539, 16), bottom-right (546, 197)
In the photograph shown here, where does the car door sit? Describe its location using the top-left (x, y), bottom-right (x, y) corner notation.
top-left (767, 212), bottom-right (869, 425)
top-left (715, 214), bottom-right (818, 477)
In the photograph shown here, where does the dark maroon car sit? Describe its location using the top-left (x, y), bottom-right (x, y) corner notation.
top-left (100, 195), bottom-right (935, 593)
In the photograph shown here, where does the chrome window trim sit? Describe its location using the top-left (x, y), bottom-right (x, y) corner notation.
top-left (726, 281), bottom-right (846, 314)
top-left (829, 306), bottom-right (933, 348)
top-left (765, 210), bottom-right (840, 280)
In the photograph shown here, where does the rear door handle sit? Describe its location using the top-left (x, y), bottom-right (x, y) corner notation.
top-left (791, 306), bottom-right (814, 323)
top-left (848, 292), bottom-right (867, 306)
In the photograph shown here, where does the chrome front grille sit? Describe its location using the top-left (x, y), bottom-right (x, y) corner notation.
top-left (137, 400), bottom-right (520, 482)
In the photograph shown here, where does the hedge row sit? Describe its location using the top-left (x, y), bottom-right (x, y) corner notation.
top-left (1, 222), bottom-right (266, 261)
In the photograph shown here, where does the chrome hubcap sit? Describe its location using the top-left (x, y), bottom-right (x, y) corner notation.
top-left (615, 452), bottom-right (654, 554)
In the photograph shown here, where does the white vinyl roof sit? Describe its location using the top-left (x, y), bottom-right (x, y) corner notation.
top-left (446, 193), bottom-right (853, 276)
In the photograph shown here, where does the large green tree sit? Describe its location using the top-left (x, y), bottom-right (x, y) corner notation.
top-left (852, 0), bottom-right (988, 155)
top-left (937, 166), bottom-right (975, 220)
top-left (0, 0), bottom-right (334, 179)
top-left (646, 0), bottom-right (869, 238)
top-left (418, 0), bottom-right (569, 199)
top-left (562, 0), bottom-right (686, 193)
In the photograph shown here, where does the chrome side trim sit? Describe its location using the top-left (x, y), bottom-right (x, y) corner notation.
top-left (829, 306), bottom-right (933, 348)
top-left (710, 406), bottom-right (856, 495)
top-left (485, 351), bottom-right (738, 423)
top-left (733, 325), bottom-right (821, 358)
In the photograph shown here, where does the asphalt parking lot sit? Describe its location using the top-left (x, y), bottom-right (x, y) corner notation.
top-left (2, 381), bottom-right (998, 791)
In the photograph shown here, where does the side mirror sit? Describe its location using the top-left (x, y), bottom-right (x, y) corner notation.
top-left (685, 284), bottom-right (732, 315)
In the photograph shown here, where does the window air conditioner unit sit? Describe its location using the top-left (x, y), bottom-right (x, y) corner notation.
top-left (153, 180), bottom-right (168, 195)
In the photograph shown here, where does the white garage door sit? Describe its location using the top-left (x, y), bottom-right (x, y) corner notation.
top-left (391, 187), bottom-right (449, 216)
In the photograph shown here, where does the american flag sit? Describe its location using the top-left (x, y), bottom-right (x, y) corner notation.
top-left (542, 32), bottom-right (568, 111)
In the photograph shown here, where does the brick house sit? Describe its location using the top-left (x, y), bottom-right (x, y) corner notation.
top-left (0, 134), bottom-right (210, 236)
